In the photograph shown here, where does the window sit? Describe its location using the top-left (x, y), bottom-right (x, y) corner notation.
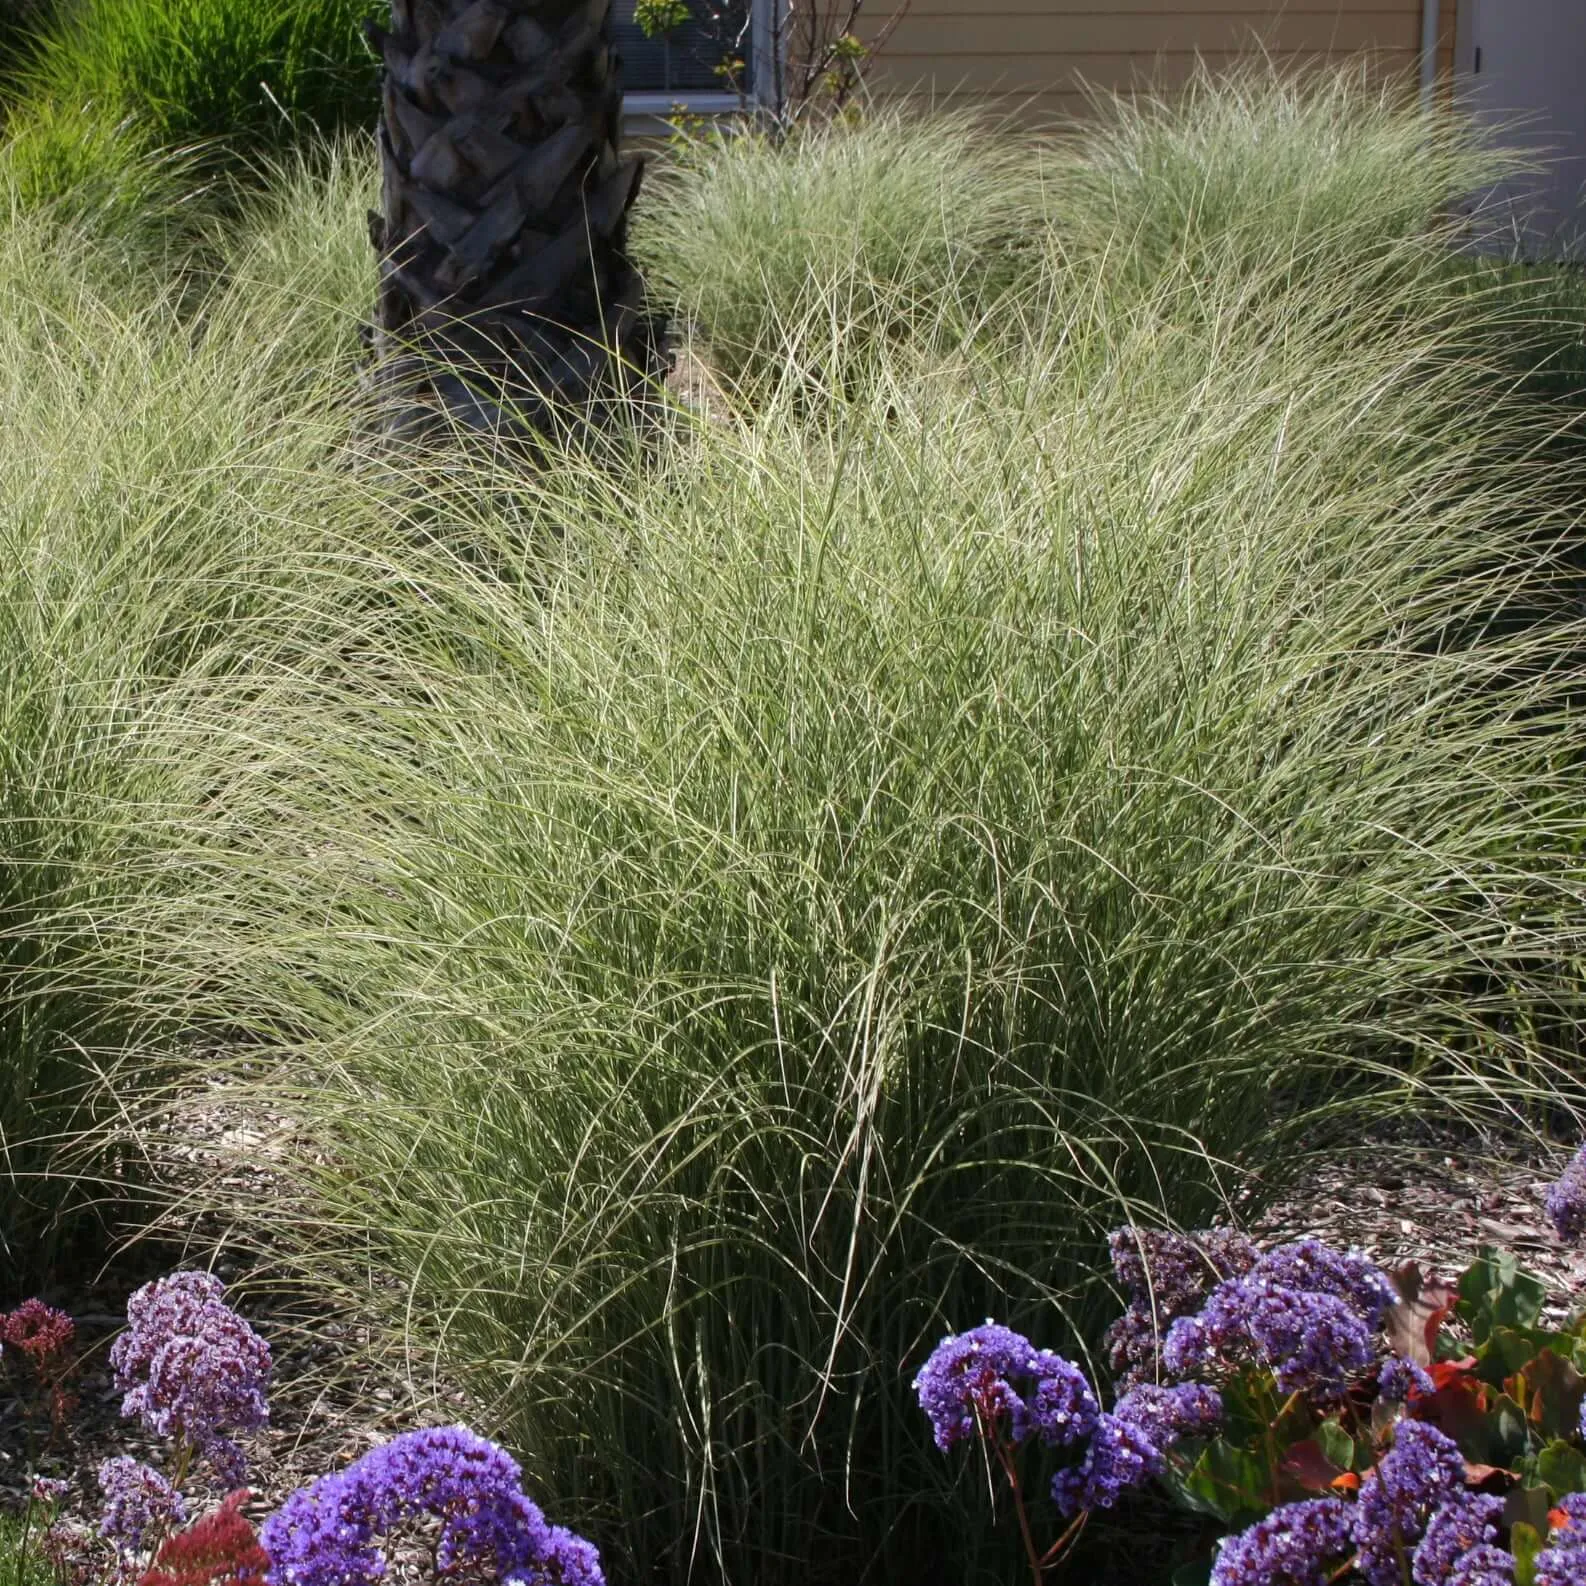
top-left (614, 0), bottom-right (772, 114)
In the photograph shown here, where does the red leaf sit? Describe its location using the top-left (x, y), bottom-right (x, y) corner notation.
top-left (1386, 1263), bottom-right (1459, 1366)
top-left (1427, 1358), bottom-right (1480, 1391)
top-left (1462, 1462), bottom-right (1507, 1487)
top-left (1280, 1438), bottom-right (1348, 1494)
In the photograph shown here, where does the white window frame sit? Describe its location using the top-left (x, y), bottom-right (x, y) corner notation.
top-left (621, 0), bottom-right (781, 131)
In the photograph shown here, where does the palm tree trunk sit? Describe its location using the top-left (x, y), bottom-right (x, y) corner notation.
top-left (366, 0), bottom-right (665, 448)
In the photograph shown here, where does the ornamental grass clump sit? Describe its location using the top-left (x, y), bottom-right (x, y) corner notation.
top-left (1042, 59), bottom-right (1515, 292)
top-left (145, 169), bottom-right (1586, 1582)
top-left (0, 183), bottom-right (387, 1286)
top-left (634, 104), bottom-right (1042, 398)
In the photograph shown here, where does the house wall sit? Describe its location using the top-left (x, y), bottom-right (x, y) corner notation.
top-left (850, 0), bottom-right (1460, 124)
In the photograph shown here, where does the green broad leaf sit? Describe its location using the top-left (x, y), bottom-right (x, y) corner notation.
top-left (1505, 1488), bottom-right (1554, 1538)
top-left (1171, 1561), bottom-right (1212, 1586)
top-left (1536, 1439), bottom-right (1586, 1500)
top-left (1315, 1418), bottom-right (1357, 1472)
top-left (1483, 1326), bottom-right (1552, 1382)
top-left (1179, 1440), bottom-right (1272, 1525)
top-left (1510, 1520), bottom-right (1543, 1586)
top-left (1490, 1393), bottom-right (1536, 1465)
top-left (1514, 1350), bottom-right (1586, 1440)
top-left (1460, 1249), bottom-right (1549, 1346)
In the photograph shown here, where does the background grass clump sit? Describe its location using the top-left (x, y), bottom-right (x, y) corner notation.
top-left (634, 104), bottom-right (1046, 399)
top-left (1043, 60), bottom-right (1515, 289)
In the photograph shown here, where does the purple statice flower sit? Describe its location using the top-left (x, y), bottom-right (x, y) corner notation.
top-left (1379, 1354), bottom-right (1436, 1403)
top-left (1113, 1381), bottom-right (1223, 1448)
top-left (1249, 1240), bottom-right (1397, 1328)
top-left (1447, 1547), bottom-right (1516, 1586)
top-left (110, 1270), bottom-right (270, 1477)
top-left (914, 1323), bottom-right (1097, 1452)
top-left (1050, 1411), bottom-right (1164, 1517)
top-left (1537, 1495), bottom-right (1586, 1586)
top-left (1413, 1494), bottom-right (1504, 1586)
top-left (1546, 1146), bottom-right (1586, 1243)
top-left (262, 1425), bottom-right (602, 1586)
top-left (98, 1457), bottom-right (188, 1557)
top-left (1353, 1421), bottom-right (1468, 1586)
top-left (1163, 1277), bottom-right (1374, 1397)
top-left (1104, 1227), bottom-right (1258, 1387)
top-left (1209, 1497), bottom-right (1354, 1586)
top-left (31, 1476), bottom-right (70, 1506)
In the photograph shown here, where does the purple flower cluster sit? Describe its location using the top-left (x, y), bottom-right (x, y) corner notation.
top-left (1049, 1411), bottom-right (1165, 1517)
top-left (1163, 1277), bottom-right (1374, 1397)
top-left (913, 1323), bottom-right (1098, 1452)
top-left (31, 1476), bottom-right (70, 1506)
top-left (98, 1456), bottom-right (188, 1557)
top-left (261, 1425), bottom-right (603, 1586)
top-left (1412, 1494), bottom-right (1504, 1586)
top-left (1537, 1495), bottom-right (1586, 1586)
top-left (1353, 1421), bottom-right (1467, 1586)
top-left (1378, 1354), bottom-right (1435, 1404)
top-left (1104, 1227), bottom-right (1258, 1386)
top-left (1446, 1546), bottom-right (1517, 1586)
top-left (1248, 1241), bottom-right (1397, 1330)
top-left (1546, 1146), bottom-right (1586, 1243)
top-left (109, 1270), bottom-right (271, 1479)
top-left (1210, 1498), bottom-right (1353, 1586)
top-left (1113, 1381), bottom-right (1224, 1447)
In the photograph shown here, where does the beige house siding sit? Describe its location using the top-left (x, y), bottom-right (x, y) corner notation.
top-left (856, 1), bottom-right (1460, 124)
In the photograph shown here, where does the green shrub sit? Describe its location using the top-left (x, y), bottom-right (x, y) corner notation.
top-left (0, 95), bottom-right (201, 272)
top-left (21, 0), bottom-right (380, 169)
top-left (633, 106), bottom-right (1047, 397)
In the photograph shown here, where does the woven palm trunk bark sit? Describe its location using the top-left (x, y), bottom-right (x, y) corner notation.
top-left (367, 0), bottom-right (665, 447)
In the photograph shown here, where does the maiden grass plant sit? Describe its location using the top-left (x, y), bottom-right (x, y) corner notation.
top-left (131, 196), bottom-right (1586, 1585)
top-left (1041, 60), bottom-right (1519, 289)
